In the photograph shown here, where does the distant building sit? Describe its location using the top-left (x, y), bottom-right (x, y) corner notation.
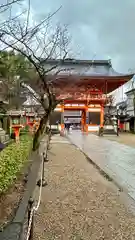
top-left (125, 89), bottom-right (135, 117)
top-left (111, 88), bottom-right (135, 132)
top-left (125, 89), bottom-right (135, 132)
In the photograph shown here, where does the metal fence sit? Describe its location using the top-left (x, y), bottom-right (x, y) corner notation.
top-left (0, 131), bottom-right (51, 240)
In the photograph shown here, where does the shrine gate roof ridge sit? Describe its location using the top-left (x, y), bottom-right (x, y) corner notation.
top-left (42, 58), bottom-right (134, 78)
top-left (41, 58), bottom-right (112, 66)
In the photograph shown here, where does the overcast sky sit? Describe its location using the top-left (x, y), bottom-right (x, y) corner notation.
top-left (7, 0), bottom-right (135, 73)
top-left (28, 0), bottom-right (135, 74)
top-left (3, 0), bottom-right (135, 102)
top-left (31, 0), bottom-right (135, 102)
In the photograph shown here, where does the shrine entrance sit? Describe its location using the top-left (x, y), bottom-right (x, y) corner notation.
top-left (53, 101), bottom-right (104, 133)
top-left (45, 59), bottom-right (134, 134)
top-left (64, 105), bottom-right (103, 133)
top-left (63, 110), bottom-right (82, 130)
top-left (63, 106), bottom-right (88, 132)
top-left (64, 107), bottom-right (87, 132)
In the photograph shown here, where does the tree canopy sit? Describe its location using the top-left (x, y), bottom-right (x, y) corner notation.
top-left (0, 50), bottom-right (32, 79)
top-left (0, 50), bottom-right (35, 109)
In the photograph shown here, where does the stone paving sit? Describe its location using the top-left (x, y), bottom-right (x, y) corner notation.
top-left (104, 132), bottom-right (135, 148)
top-left (34, 135), bottom-right (135, 240)
top-left (68, 131), bottom-right (135, 200)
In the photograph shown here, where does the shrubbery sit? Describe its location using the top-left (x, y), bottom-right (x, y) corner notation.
top-left (0, 135), bottom-right (32, 194)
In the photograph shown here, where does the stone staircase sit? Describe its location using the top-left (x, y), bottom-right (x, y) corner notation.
top-left (103, 128), bottom-right (117, 135)
top-left (99, 125), bottom-right (117, 136)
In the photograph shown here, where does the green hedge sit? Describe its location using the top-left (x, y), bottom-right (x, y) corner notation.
top-left (0, 135), bottom-right (32, 194)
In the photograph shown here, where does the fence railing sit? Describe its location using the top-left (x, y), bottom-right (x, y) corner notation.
top-left (0, 130), bottom-right (52, 240)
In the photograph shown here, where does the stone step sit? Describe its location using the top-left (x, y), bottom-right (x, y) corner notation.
top-left (99, 126), bottom-right (117, 136)
top-left (103, 129), bottom-right (117, 135)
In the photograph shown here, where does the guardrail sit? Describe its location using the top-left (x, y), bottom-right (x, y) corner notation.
top-left (0, 130), bottom-right (52, 240)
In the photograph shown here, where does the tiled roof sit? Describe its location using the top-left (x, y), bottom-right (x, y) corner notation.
top-left (42, 59), bottom-right (133, 78)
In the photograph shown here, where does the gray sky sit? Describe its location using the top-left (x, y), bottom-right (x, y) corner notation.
top-left (30, 0), bottom-right (135, 74)
top-left (5, 0), bottom-right (135, 73)
top-left (31, 0), bottom-right (135, 102)
top-left (2, 0), bottom-right (135, 102)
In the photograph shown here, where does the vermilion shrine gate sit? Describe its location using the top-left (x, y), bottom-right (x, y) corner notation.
top-left (45, 59), bottom-right (133, 133)
top-left (8, 59), bottom-right (134, 138)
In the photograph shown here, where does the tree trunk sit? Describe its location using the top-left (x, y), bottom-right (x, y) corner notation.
top-left (32, 100), bottom-right (58, 151)
top-left (32, 112), bottom-right (49, 151)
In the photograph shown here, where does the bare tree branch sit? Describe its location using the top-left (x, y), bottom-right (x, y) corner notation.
top-left (0, 3), bottom-right (71, 150)
top-left (0, 0), bottom-right (21, 9)
top-left (0, 0), bottom-right (22, 15)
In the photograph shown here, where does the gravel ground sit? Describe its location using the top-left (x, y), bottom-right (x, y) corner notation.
top-left (104, 132), bottom-right (135, 148)
top-left (34, 135), bottom-right (135, 240)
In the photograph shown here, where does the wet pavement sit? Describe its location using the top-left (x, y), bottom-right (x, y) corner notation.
top-left (104, 133), bottom-right (135, 148)
top-left (68, 131), bottom-right (135, 200)
top-left (34, 135), bottom-right (135, 239)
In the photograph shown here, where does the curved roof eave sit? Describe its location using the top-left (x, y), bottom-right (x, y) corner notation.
top-left (108, 67), bottom-right (134, 78)
top-left (50, 73), bottom-right (134, 82)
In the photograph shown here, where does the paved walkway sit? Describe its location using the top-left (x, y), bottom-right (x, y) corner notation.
top-left (104, 132), bottom-right (135, 148)
top-left (34, 135), bottom-right (135, 239)
top-left (68, 131), bottom-right (135, 201)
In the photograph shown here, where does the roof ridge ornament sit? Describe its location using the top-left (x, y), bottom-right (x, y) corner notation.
top-left (108, 59), bottom-right (112, 67)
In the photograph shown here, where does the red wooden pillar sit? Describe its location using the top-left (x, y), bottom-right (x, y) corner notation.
top-left (81, 109), bottom-right (87, 132)
top-left (60, 104), bottom-right (65, 131)
top-left (81, 110), bottom-right (84, 132)
top-left (100, 104), bottom-right (104, 127)
top-left (85, 106), bottom-right (88, 133)
top-left (26, 116), bottom-right (30, 125)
